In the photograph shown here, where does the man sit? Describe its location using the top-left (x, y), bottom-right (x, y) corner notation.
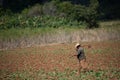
top-left (73, 43), bottom-right (90, 74)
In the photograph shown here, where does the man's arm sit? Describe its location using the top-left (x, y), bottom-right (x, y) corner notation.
top-left (81, 44), bottom-right (91, 48)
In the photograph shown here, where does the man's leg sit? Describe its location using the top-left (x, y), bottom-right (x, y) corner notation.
top-left (78, 60), bottom-right (82, 74)
top-left (80, 59), bottom-right (88, 72)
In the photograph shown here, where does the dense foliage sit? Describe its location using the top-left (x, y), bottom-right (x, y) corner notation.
top-left (0, 0), bottom-right (101, 29)
top-left (0, 14), bottom-right (85, 29)
top-left (0, 0), bottom-right (119, 29)
top-left (1, 0), bottom-right (120, 19)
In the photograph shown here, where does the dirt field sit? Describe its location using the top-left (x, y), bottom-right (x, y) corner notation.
top-left (0, 40), bottom-right (120, 80)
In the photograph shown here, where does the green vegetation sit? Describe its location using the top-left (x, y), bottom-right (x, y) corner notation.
top-left (0, 0), bottom-right (120, 49)
top-left (0, 20), bottom-right (119, 49)
top-left (0, 14), bottom-right (85, 30)
top-left (0, 20), bottom-right (119, 41)
top-left (1, 0), bottom-right (120, 29)
top-left (0, 0), bottom-right (99, 30)
top-left (0, 69), bottom-right (119, 80)
top-left (0, 0), bottom-right (119, 37)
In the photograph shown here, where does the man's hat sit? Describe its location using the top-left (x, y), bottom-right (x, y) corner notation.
top-left (75, 43), bottom-right (80, 48)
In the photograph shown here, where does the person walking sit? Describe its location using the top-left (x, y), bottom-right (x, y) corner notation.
top-left (73, 43), bottom-right (90, 74)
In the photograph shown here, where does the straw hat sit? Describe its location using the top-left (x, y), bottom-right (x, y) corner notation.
top-left (75, 43), bottom-right (80, 48)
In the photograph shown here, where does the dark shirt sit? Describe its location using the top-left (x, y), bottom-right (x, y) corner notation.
top-left (77, 47), bottom-right (86, 61)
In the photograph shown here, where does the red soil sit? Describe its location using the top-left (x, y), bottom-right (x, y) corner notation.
top-left (0, 41), bottom-right (120, 72)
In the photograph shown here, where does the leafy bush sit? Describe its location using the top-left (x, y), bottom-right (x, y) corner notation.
top-left (68, 0), bottom-right (99, 28)
top-left (57, 0), bottom-right (100, 28)
top-left (58, 1), bottom-right (74, 18)
top-left (0, 14), bottom-right (86, 30)
top-left (0, 0), bottom-right (100, 29)
top-left (85, 0), bottom-right (99, 28)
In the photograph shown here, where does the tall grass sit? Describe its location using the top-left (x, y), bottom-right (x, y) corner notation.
top-left (0, 27), bottom-right (57, 40)
top-left (0, 27), bottom-right (120, 50)
top-left (0, 21), bottom-right (120, 49)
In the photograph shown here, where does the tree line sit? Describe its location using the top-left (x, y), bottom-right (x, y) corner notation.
top-left (0, 0), bottom-right (120, 29)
